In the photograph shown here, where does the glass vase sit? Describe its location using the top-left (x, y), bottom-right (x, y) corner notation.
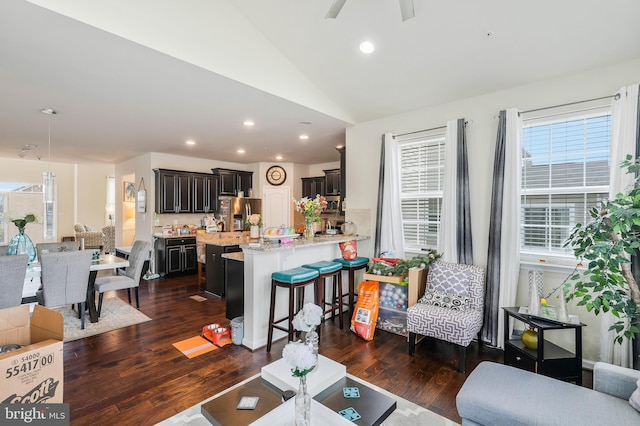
top-left (7, 227), bottom-right (36, 263)
top-left (250, 225), bottom-right (260, 239)
top-left (305, 329), bottom-right (319, 372)
top-left (295, 374), bottom-right (311, 426)
top-left (304, 219), bottom-right (315, 240)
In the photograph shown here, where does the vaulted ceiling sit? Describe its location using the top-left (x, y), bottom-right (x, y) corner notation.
top-left (1, 0), bottom-right (639, 165)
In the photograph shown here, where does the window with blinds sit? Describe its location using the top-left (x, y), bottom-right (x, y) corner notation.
top-left (399, 134), bottom-right (446, 255)
top-left (521, 110), bottom-right (611, 258)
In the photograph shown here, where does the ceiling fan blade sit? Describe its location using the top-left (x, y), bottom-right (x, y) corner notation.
top-left (325, 0), bottom-right (347, 19)
top-left (399, 0), bottom-right (415, 21)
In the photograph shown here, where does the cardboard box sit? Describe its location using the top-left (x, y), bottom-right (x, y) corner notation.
top-left (0, 305), bottom-right (64, 403)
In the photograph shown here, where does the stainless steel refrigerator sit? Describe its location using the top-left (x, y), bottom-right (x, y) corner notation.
top-left (218, 197), bottom-right (262, 232)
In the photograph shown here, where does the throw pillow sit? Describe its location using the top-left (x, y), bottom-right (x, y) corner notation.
top-left (74, 224), bottom-right (85, 233)
top-left (419, 290), bottom-right (469, 310)
top-left (630, 378), bottom-right (640, 412)
top-left (426, 261), bottom-right (471, 297)
top-left (85, 225), bottom-right (96, 232)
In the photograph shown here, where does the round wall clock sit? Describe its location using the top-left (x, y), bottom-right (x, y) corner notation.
top-left (266, 165), bottom-right (287, 186)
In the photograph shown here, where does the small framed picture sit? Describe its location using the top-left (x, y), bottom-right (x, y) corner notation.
top-left (124, 182), bottom-right (135, 202)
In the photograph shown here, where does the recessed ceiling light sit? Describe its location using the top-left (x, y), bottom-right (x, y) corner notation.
top-left (359, 41), bottom-right (375, 54)
top-left (237, 149), bottom-right (245, 154)
top-left (243, 120), bottom-right (255, 127)
top-left (185, 140), bottom-right (196, 145)
top-left (276, 155), bottom-right (283, 160)
top-left (299, 135), bottom-right (309, 140)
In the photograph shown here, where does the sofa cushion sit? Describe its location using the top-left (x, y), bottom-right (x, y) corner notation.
top-left (74, 224), bottom-right (86, 233)
top-left (426, 261), bottom-right (471, 297)
top-left (419, 289), bottom-right (469, 310)
top-left (630, 378), bottom-right (640, 412)
top-left (457, 362), bottom-right (640, 426)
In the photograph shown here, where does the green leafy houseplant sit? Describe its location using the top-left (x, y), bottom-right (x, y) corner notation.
top-left (564, 155), bottom-right (640, 344)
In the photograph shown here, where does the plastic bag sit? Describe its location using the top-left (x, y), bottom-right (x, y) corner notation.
top-left (339, 240), bottom-right (358, 260)
top-left (350, 280), bottom-right (380, 341)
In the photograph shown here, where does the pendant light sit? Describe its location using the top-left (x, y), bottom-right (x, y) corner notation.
top-left (41, 108), bottom-right (56, 203)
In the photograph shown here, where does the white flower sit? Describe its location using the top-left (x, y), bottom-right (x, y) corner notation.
top-left (282, 341), bottom-right (317, 377)
top-left (292, 303), bottom-right (323, 332)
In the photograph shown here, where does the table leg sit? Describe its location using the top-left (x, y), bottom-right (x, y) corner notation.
top-left (87, 270), bottom-right (99, 323)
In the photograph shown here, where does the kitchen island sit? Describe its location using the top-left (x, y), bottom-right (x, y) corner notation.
top-left (240, 234), bottom-right (371, 350)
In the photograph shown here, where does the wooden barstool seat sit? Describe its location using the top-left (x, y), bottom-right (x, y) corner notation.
top-left (266, 267), bottom-right (319, 353)
top-left (302, 261), bottom-right (344, 330)
top-left (333, 257), bottom-right (369, 319)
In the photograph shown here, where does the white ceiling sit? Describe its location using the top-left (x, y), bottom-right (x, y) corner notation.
top-left (1, 0), bottom-right (640, 165)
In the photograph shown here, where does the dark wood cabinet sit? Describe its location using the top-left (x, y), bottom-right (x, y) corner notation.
top-left (503, 307), bottom-right (585, 385)
top-left (212, 168), bottom-right (253, 197)
top-left (324, 169), bottom-right (341, 196)
top-left (154, 169), bottom-right (193, 213)
top-left (193, 174), bottom-right (219, 214)
top-left (301, 176), bottom-right (325, 198)
top-left (155, 237), bottom-right (197, 276)
top-left (205, 244), bottom-right (242, 297)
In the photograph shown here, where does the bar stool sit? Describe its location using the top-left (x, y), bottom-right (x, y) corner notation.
top-left (302, 261), bottom-right (344, 329)
top-left (266, 267), bottom-right (319, 353)
top-left (333, 257), bottom-right (369, 319)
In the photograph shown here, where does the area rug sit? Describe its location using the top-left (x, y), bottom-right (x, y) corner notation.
top-left (156, 373), bottom-right (459, 426)
top-left (172, 336), bottom-right (218, 358)
top-left (56, 297), bottom-right (152, 342)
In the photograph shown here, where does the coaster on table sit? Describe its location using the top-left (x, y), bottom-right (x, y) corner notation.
top-left (338, 407), bottom-right (361, 421)
top-left (237, 396), bottom-right (259, 410)
top-left (343, 387), bottom-right (360, 398)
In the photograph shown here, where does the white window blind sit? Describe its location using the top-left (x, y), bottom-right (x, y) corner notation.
top-left (521, 109), bottom-right (611, 258)
top-left (399, 133), bottom-right (446, 254)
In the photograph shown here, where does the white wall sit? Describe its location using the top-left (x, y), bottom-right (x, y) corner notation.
top-left (0, 158), bottom-right (113, 243)
top-left (346, 56), bottom-right (640, 363)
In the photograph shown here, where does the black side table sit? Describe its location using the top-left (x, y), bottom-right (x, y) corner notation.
top-left (503, 307), bottom-right (585, 385)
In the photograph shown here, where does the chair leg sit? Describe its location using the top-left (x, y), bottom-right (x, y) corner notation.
top-left (408, 332), bottom-right (416, 356)
top-left (477, 331), bottom-right (483, 349)
top-left (98, 293), bottom-right (104, 317)
top-left (266, 281), bottom-right (277, 353)
top-left (134, 287), bottom-right (140, 308)
top-left (458, 345), bottom-right (466, 373)
top-left (127, 288), bottom-right (132, 304)
top-left (80, 302), bottom-right (86, 330)
top-left (288, 283), bottom-right (295, 343)
top-left (335, 272), bottom-right (343, 329)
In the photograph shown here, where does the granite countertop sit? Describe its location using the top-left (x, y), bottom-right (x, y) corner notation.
top-left (221, 252), bottom-right (244, 261)
top-left (240, 234), bottom-right (369, 252)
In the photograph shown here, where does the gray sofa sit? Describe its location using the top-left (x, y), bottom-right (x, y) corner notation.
top-left (456, 361), bottom-right (640, 426)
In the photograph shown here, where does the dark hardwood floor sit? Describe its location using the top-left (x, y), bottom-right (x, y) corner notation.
top-left (63, 273), bottom-right (508, 425)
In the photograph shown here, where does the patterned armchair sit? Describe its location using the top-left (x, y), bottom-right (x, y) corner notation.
top-left (407, 261), bottom-right (485, 373)
top-left (74, 224), bottom-right (104, 251)
top-left (102, 226), bottom-right (115, 255)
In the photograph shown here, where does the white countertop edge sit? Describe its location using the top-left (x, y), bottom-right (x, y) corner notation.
top-left (240, 235), bottom-right (369, 252)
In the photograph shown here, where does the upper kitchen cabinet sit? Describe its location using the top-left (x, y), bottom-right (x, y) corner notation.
top-left (323, 169), bottom-right (341, 196)
top-left (154, 169), bottom-right (192, 213)
top-left (192, 173), bottom-right (219, 214)
top-left (301, 176), bottom-right (325, 199)
top-left (211, 168), bottom-right (253, 196)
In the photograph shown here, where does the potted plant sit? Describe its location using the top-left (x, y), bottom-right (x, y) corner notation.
top-left (564, 155), bottom-right (640, 368)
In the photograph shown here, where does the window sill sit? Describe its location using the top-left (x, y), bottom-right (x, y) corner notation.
top-left (519, 259), bottom-right (584, 275)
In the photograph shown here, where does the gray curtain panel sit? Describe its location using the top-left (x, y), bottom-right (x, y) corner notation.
top-left (456, 118), bottom-right (473, 265)
top-left (630, 90), bottom-right (640, 369)
top-left (374, 135), bottom-right (386, 256)
top-left (482, 110), bottom-right (507, 347)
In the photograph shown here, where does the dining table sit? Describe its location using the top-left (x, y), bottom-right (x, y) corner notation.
top-left (22, 254), bottom-right (130, 323)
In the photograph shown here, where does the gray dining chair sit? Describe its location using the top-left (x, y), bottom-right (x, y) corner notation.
top-left (35, 241), bottom-right (79, 261)
top-left (95, 240), bottom-right (150, 316)
top-left (0, 245), bottom-right (8, 256)
top-left (36, 250), bottom-right (93, 329)
top-left (0, 254), bottom-right (29, 309)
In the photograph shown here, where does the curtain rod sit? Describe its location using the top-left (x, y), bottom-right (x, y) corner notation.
top-left (520, 93), bottom-right (620, 116)
top-left (394, 120), bottom-right (472, 138)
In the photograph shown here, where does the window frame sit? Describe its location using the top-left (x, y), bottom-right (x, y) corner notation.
top-left (520, 107), bottom-right (612, 265)
top-left (398, 132), bottom-right (446, 257)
